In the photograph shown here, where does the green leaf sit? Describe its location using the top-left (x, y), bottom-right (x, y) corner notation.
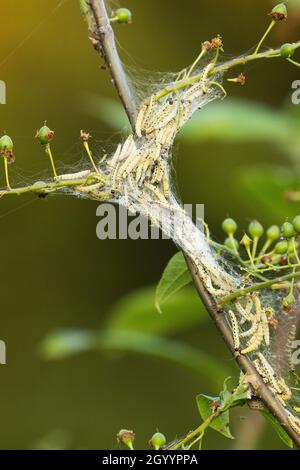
top-left (39, 329), bottom-right (96, 360)
top-left (107, 286), bottom-right (204, 335)
top-left (41, 329), bottom-right (228, 386)
top-left (181, 98), bottom-right (297, 147)
top-left (230, 381), bottom-right (250, 408)
top-left (219, 377), bottom-right (232, 408)
top-left (220, 377), bottom-right (250, 411)
top-left (196, 394), bottom-right (234, 439)
top-left (261, 411), bottom-right (293, 448)
top-left (155, 252), bottom-right (192, 313)
top-left (236, 165), bottom-right (299, 221)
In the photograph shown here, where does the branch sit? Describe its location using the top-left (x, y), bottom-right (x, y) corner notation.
top-left (84, 0), bottom-right (300, 448)
top-left (86, 0), bottom-right (137, 128)
top-left (149, 42), bottom-right (300, 102)
top-left (220, 271), bottom-right (300, 306)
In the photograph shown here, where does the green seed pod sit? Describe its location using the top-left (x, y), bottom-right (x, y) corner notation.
top-left (281, 222), bottom-right (295, 239)
top-left (266, 225), bottom-right (280, 242)
top-left (240, 234), bottom-right (252, 248)
top-left (116, 429), bottom-right (135, 450)
top-left (270, 3), bottom-right (288, 21)
top-left (222, 218), bottom-right (237, 236)
top-left (114, 8), bottom-right (132, 23)
top-left (280, 43), bottom-right (295, 59)
top-left (293, 215), bottom-right (300, 234)
top-left (0, 135), bottom-right (13, 153)
top-left (225, 237), bottom-right (239, 252)
top-left (274, 240), bottom-right (288, 254)
top-left (248, 220), bottom-right (263, 239)
top-left (36, 125), bottom-right (54, 146)
top-left (150, 432), bottom-right (166, 450)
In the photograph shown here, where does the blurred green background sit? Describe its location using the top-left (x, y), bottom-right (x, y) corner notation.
top-left (0, 0), bottom-right (300, 450)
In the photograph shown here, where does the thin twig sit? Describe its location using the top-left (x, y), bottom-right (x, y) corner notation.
top-left (220, 271), bottom-right (300, 306)
top-left (84, 0), bottom-right (300, 448)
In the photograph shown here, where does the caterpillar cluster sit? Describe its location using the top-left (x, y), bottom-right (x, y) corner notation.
top-left (53, 54), bottom-right (300, 425)
top-left (67, 58), bottom-right (240, 297)
top-left (226, 292), bottom-right (299, 421)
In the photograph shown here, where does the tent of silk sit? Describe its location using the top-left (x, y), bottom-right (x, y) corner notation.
top-left (4, 48), bottom-right (300, 431)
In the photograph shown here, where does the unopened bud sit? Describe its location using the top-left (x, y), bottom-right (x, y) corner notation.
top-left (116, 429), bottom-right (135, 450)
top-left (269, 3), bottom-right (287, 21)
top-left (36, 124), bottom-right (54, 146)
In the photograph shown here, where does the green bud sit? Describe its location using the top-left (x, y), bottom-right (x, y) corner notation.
top-left (280, 43), bottom-right (295, 59)
top-left (293, 215), bottom-right (300, 234)
top-left (270, 3), bottom-right (288, 21)
top-left (150, 432), bottom-right (166, 450)
top-left (36, 125), bottom-right (54, 146)
top-left (0, 135), bottom-right (13, 153)
top-left (248, 220), bottom-right (263, 239)
top-left (240, 234), bottom-right (252, 248)
top-left (266, 225), bottom-right (280, 242)
top-left (224, 237), bottom-right (239, 252)
top-left (222, 218), bottom-right (237, 236)
top-left (274, 240), bottom-right (288, 254)
top-left (114, 8), bottom-right (132, 23)
top-left (116, 429), bottom-right (135, 450)
top-left (0, 134), bottom-right (15, 163)
top-left (281, 221), bottom-right (295, 239)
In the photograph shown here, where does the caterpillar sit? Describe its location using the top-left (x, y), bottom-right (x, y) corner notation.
top-left (253, 359), bottom-right (269, 384)
top-left (261, 308), bottom-right (270, 347)
top-left (277, 379), bottom-right (292, 402)
top-left (57, 169), bottom-right (91, 181)
top-left (240, 321), bottom-right (258, 339)
top-left (241, 323), bottom-right (264, 354)
top-left (228, 310), bottom-right (240, 352)
top-left (287, 413), bottom-right (300, 437)
top-left (235, 297), bottom-right (254, 324)
top-left (286, 324), bottom-right (297, 372)
top-left (256, 353), bottom-right (282, 395)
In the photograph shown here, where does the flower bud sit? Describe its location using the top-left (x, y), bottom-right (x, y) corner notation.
top-left (280, 43), bottom-right (295, 59)
top-left (0, 135), bottom-right (15, 162)
top-left (293, 215), bottom-right (300, 234)
top-left (116, 429), bottom-right (135, 450)
top-left (114, 8), bottom-right (132, 23)
top-left (36, 124), bottom-right (54, 146)
top-left (281, 221), bottom-right (295, 239)
top-left (248, 220), bottom-right (263, 239)
top-left (240, 234), bottom-right (252, 249)
top-left (211, 36), bottom-right (223, 49)
top-left (150, 432), bottom-right (166, 450)
top-left (222, 218), bottom-right (237, 236)
top-left (266, 225), bottom-right (280, 242)
top-left (202, 41), bottom-right (212, 51)
top-left (274, 240), bottom-right (288, 254)
top-left (269, 3), bottom-right (287, 21)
